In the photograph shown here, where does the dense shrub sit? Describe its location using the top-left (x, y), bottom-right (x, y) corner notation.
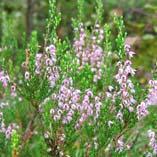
top-left (0, 0), bottom-right (157, 157)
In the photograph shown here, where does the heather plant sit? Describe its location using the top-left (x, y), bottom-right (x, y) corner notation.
top-left (0, 0), bottom-right (157, 157)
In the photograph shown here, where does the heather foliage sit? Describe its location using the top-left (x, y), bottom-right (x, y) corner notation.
top-left (0, 0), bottom-right (157, 157)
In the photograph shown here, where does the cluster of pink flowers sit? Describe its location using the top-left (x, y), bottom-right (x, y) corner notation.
top-left (115, 136), bottom-right (131, 153)
top-left (50, 78), bottom-right (102, 129)
top-left (147, 80), bottom-right (157, 105)
top-left (35, 53), bottom-right (43, 74)
top-left (34, 44), bottom-right (59, 87)
top-left (148, 130), bottom-right (157, 154)
top-left (116, 110), bottom-right (124, 123)
top-left (0, 70), bottom-right (10, 88)
top-left (50, 78), bottom-right (80, 124)
top-left (75, 90), bottom-right (102, 129)
top-left (73, 24), bottom-right (104, 82)
top-left (137, 80), bottom-right (157, 119)
top-left (0, 70), bottom-right (17, 97)
top-left (0, 112), bottom-right (19, 139)
top-left (115, 45), bottom-right (136, 112)
top-left (116, 136), bottom-right (124, 152)
top-left (136, 101), bottom-right (148, 120)
top-left (125, 44), bottom-right (135, 59)
top-left (10, 84), bottom-right (17, 97)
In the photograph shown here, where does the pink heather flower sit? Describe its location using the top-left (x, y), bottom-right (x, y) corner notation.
top-left (75, 90), bottom-right (102, 128)
top-left (35, 45), bottom-right (59, 88)
top-left (45, 58), bottom-right (53, 66)
top-left (125, 44), bottom-right (135, 58)
top-left (137, 80), bottom-right (157, 119)
top-left (0, 70), bottom-right (10, 88)
top-left (73, 24), bottom-right (104, 82)
top-left (116, 136), bottom-right (124, 152)
top-left (48, 68), bottom-right (59, 88)
top-left (148, 130), bottom-right (157, 154)
top-left (49, 45), bottom-right (56, 53)
top-left (35, 53), bottom-right (42, 64)
top-left (115, 59), bottom-right (136, 110)
top-left (45, 45), bottom-right (59, 88)
top-left (35, 53), bottom-right (42, 62)
top-left (5, 123), bottom-right (19, 139)
top-left (46, 44), bottom-right (56, 54)
top-left (116, 110), bottom-right (124, 123)
top-left (0, 119), bottom-right (19, 139)
top-left (147, 80), bottom-right (157, 105)
top-left (124, 44), bottom-right (131, 51)
top-left (137, 102), bottom-right (148, 120)
top-left (94, 97), bottom-right (102, 119)
top-left (35, 53), bottom-right (43, 74)
top-left (44, 131), bottom-right (50, 139)
top-left (51, 78), bottom-right (79, 124)
top-left (10, 85), bottom-right (17, 97)
top-left (35, 68), bottom-right (40, 74)
top-left (25, 71), bottom-right (30, 80)
top-left (115, 45), bottom-right (136, 112)
top-left (106, 92), bottom-right (112, 98)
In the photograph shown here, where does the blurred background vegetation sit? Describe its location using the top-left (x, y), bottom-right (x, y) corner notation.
top-left (0, 0), bottom-right (157, 82)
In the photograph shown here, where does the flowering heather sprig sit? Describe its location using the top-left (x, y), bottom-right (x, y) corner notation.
top-left (116, 136), bottom-right (124, 152)
top-left (4, 123), bottom-right (19, 139)
top-left (50, 78), bottom-right (102, 129)
top-left (0, 70), bottom-right (17, 97)
top-left (115, 136), bottom-right (131, 153)
top-left (137, 101), bottom-right (149, 120)
top-left (91, 45), bottom-right (103, 82)
top-left (35, 53), bottom-right (43, 74)
top-left (34, 44), bottom-right (59, 87)
top-left (51, 77), bottom-right (80, 124)
top-left (92, 24), bottom-right (104, 44)
top-left (125, 44), bottom-right (135, 59)
top-left (94, 95), bottom-right (102, 120)
top-left (116, 110), bottom-right (124, 123)
top-left (73, 24), bottom-right (86, 65)
top-left (0, 70), bottom-right (10, 88)
top-left (73, 23), bottom-right (104, 82)
top-left (137, 80), bottom-right (157, 119)
top-left (45, 44), bottom-right (57, 65)
top-left (147, 80), bottom-right (157, 105)
top-left (147, 130), bottom-right (157, 154)
top-left (106, 86), bottom-right (117, 109)
top-left (0, 112), bottom-right (19, 139)
top-left (45, 45), bottom-right (59, 87)
top-left (75, 90), bottom-right (102, 129)
top-left (115, 44), bottom-right (136, 112)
